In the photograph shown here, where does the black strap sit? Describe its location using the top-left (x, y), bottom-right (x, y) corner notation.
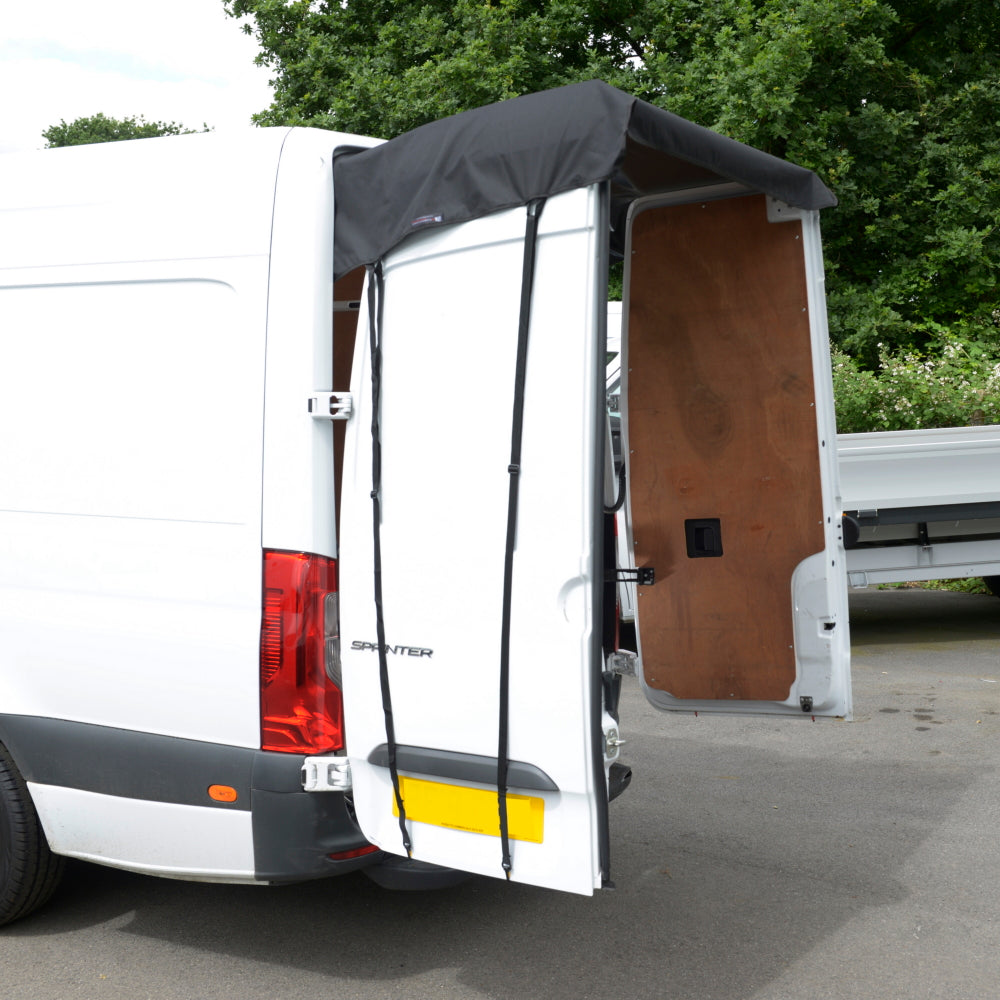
top-left (498, 198), bottom-right (546, 878)
top-left (604, 464), bottom-right (627, 514)
top-left (367, 261), bottom-right (412, 857)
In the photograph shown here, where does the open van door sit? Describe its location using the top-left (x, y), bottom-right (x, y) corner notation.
top-left (338, 186), bottom-right (614, 895)
top-left (331, 82), bottom-right (849, 896)
top-left (622, 192), bottom-right (851, 719)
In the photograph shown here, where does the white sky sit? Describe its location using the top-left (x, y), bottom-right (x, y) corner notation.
top-left (1, 0), bottom-right (274, 154)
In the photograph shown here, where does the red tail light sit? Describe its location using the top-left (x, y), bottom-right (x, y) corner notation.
top-left (260, 550), bottom-right (343, 753)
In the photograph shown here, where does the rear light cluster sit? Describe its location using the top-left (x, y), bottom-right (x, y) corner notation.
top-left (260, 550), bottom-right (343, 754)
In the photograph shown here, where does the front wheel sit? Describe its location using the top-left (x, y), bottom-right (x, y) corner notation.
top-left (0, 743), bottom-right (65, 926)
top-left (985, 576), bottom-right (1000, 599)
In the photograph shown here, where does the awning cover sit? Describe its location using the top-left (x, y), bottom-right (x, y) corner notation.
top-left (332, 79), bottom-right (836, 279)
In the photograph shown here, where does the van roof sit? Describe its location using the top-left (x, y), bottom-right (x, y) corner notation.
top-left (331, 80), bottom-right (836, 279)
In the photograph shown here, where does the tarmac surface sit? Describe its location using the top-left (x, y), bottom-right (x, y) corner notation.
top-left (1, 587), bottom-right (998, 1000)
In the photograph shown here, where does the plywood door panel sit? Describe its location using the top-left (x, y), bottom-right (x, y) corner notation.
top-left (333, 266), bottom-right (366, 535)
top-left (628, 195), bottom-right (824, 701)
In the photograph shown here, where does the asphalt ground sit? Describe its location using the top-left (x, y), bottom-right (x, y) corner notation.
top-left (1, 587), bottom-right (998, 1000)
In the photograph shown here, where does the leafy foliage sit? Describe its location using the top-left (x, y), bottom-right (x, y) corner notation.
top-left (42, 113), bottom-right (208, 147)
top-left (878, 578), bottom-right (993, 595)
top-left (226, 0), bottom-right (1000, 375)
top-left (633, 1), bottom-right (1000, 368)
top-left (833, 337), bottom-right (1000, 432)
top-left (225, 0), bottom-right (640, 137)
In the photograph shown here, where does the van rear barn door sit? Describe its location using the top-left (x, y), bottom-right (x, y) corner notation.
top-left (338, 186), bottom-right (611, 894)
top-left (624, 193), bottom-right (851, 719)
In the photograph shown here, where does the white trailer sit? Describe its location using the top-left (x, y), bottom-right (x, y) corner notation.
top-left (839, 427), bottom-right (1000, 592)
top-left (0, 81), bottom-right (850, 923)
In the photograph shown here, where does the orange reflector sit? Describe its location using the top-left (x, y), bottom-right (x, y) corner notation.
top-left (208, 785), bottom-right (239, 803)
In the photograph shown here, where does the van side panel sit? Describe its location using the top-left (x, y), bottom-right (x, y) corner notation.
top-left (0, 130), bottom-right (286, 270)
top-left (0, 132), bottom-right (297, 754)
top-left (27, 784), bottom-right (256, 881)
top-left (0, 130), bottom-right (380, 882)
top-left (0, 259), bottom-right (268, 747)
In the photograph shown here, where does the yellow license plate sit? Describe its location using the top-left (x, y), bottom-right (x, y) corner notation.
top-left (392, 775), bottom-right (544, 844)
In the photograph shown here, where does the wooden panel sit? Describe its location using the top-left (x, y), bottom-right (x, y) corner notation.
top-left (628, 195), bottom-right (824, 701)
top-left (333, 267), bottom-right (365, 535)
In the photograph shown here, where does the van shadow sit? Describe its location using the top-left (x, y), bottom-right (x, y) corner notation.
top-left (14, 737), bottom-right (973, 1000)
top-left (849, 588), bottom-right (1000, 647)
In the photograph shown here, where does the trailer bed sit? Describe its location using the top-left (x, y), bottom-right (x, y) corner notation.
top-left (838, 426), bottom-right (1000, 588)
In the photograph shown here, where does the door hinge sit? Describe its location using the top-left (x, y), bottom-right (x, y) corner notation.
top-left (606, 650), bottom-right (637, 676)
top-left (766, 196), bottom-right (808, 223)
top-left (301, 756), bottom-right (352, 792)
top-left (308, 392), bottom-right (353, 421)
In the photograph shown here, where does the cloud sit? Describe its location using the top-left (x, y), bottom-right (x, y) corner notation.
top-left (2, 40), bottom-right (204, 84)
top-left (1, 0), bottom-right (273, 153)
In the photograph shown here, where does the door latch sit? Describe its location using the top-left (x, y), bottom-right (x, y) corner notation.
top-left (308, 392), bottom-right (353, 420)
top-left (604, 727), bottom-right (626, 759)
top-left (615, 567), bottom-right (655, 586)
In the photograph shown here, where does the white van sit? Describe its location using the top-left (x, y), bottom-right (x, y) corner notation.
top-left (0, 81), bottom-right (850, 923)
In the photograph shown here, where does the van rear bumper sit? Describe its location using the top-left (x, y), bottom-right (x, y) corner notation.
top-left (249, 750), bottom-right (378, 882)
top-left (0, 715), bottom-right (379, 883)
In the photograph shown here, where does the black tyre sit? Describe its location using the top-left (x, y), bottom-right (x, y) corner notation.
top-left (985, 576), bottom-right (1000, 599)
top-left (0, 743), bottom-right (65, 926)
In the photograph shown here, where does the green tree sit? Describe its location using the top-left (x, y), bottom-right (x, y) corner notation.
top-left (227, 0), bottom-right (1000, 368)
top-left (42, 113), bottom-right (207, 147)
top-left (224, 0), bottom-right (643, 137)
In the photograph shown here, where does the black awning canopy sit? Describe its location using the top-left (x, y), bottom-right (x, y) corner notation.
top-left (332, 80), bottom-right (836, 280)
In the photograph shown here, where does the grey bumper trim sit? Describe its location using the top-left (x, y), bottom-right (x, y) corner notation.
top-left (367, 743), bottom-right (558, 792)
